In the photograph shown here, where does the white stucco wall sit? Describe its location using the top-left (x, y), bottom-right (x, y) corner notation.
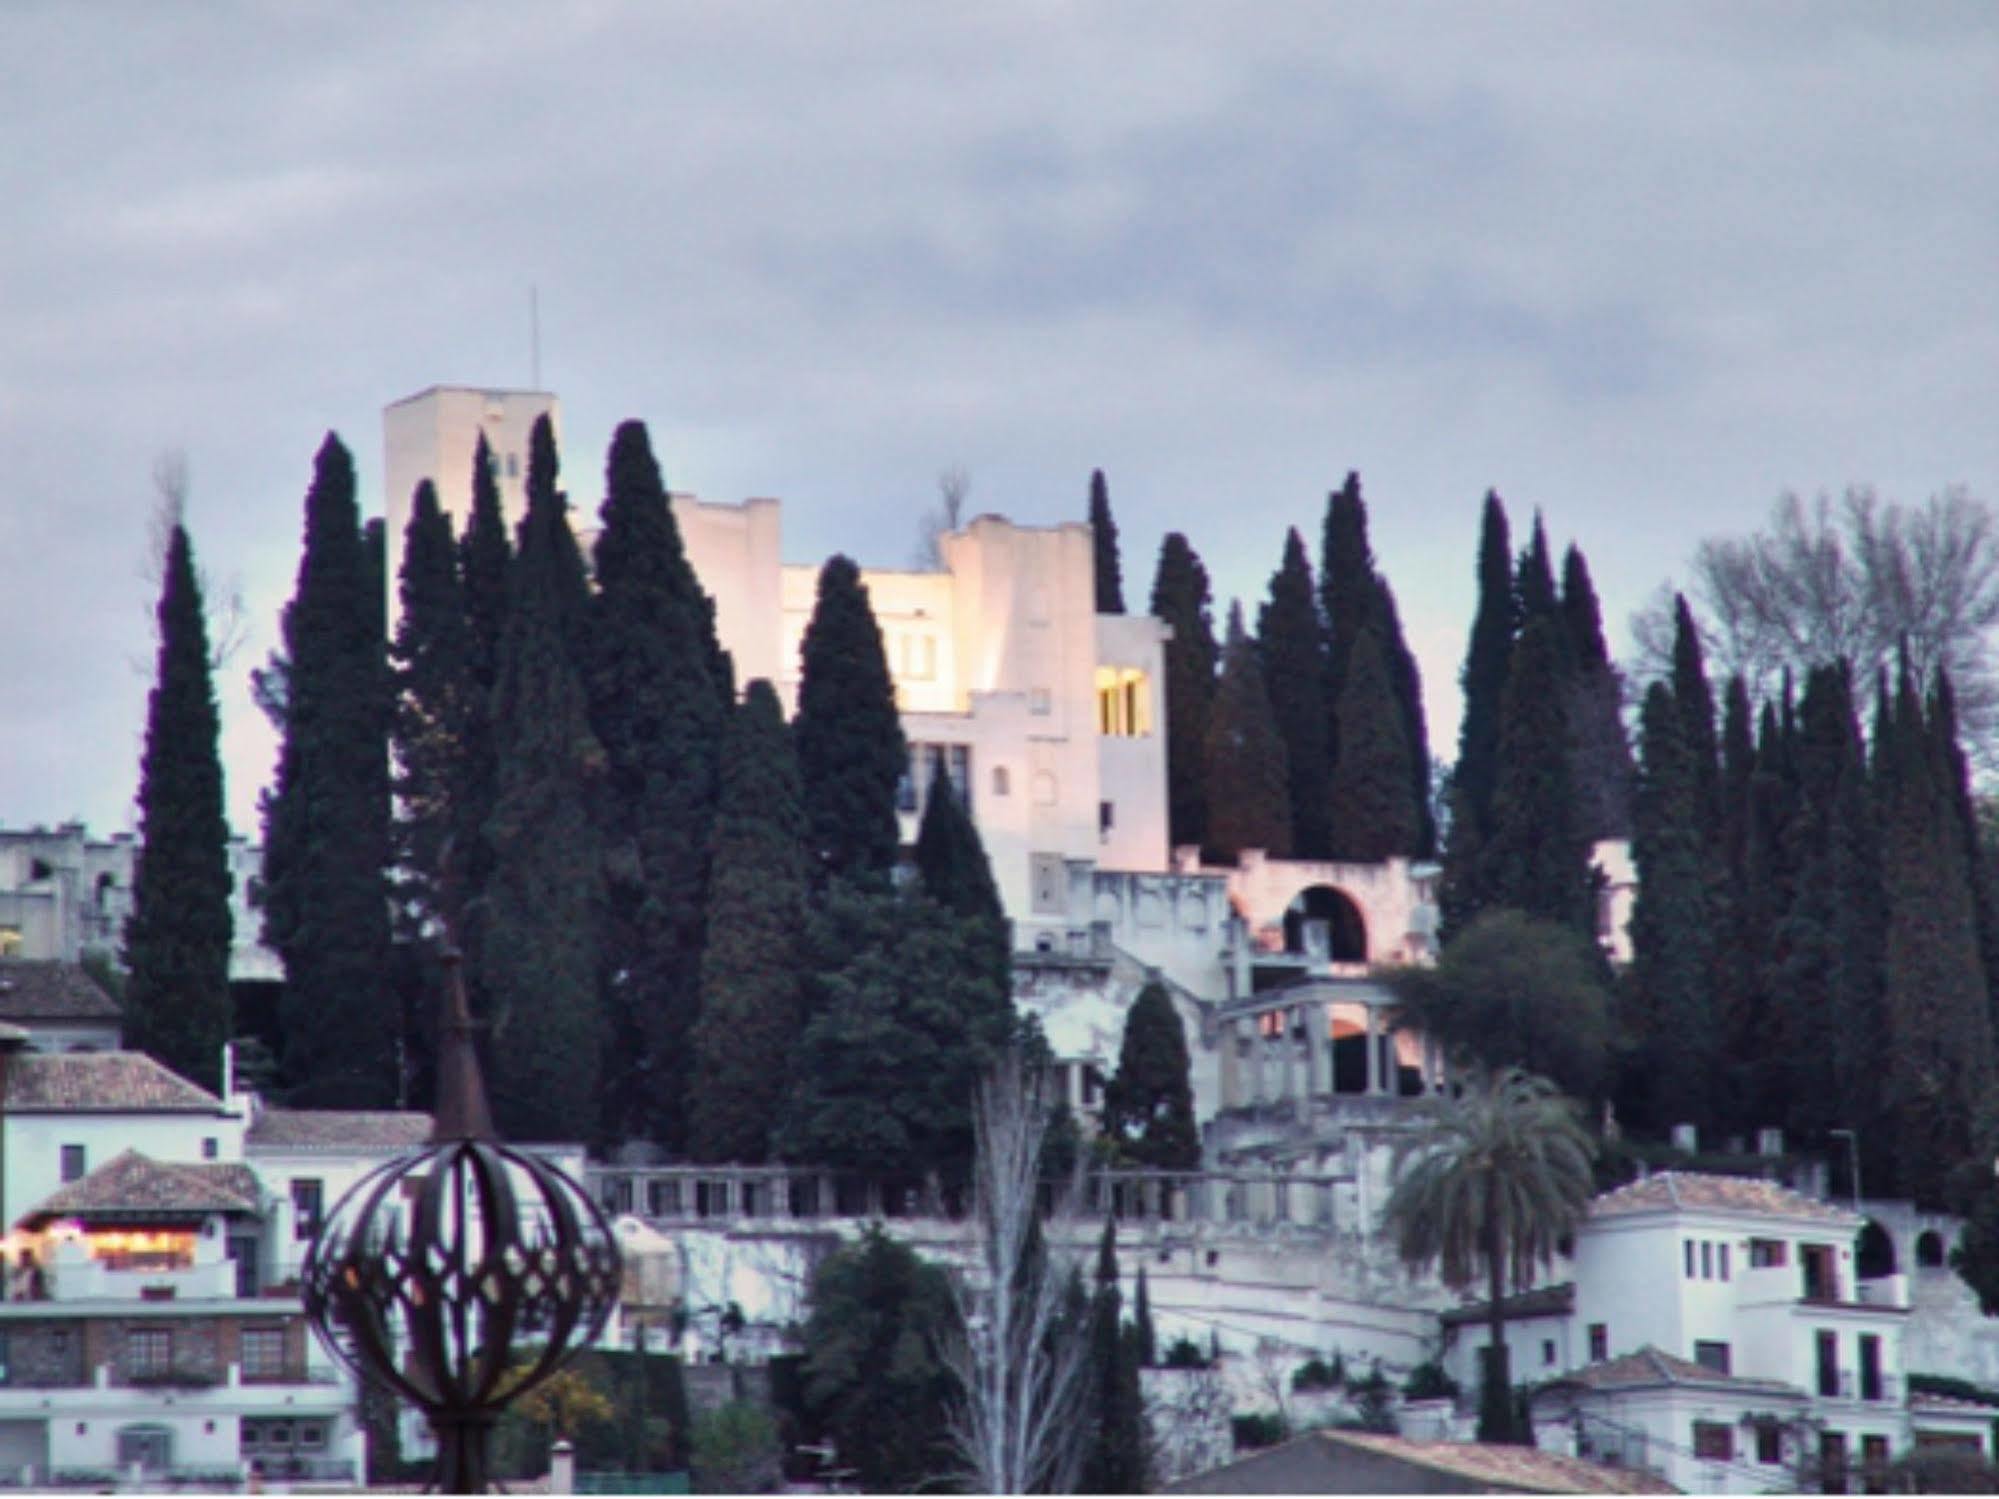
top-left (4, 1109), bottom-right (245, 1229)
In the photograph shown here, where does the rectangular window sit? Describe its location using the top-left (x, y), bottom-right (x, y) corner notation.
top-left (1757, 1424), bottom-right (1783, 1464)
top-left (59, 1145), bottom-right (86, 1184)
top-left (1719, 1242), bottom-right (1731, 1281)
top-left (291, 1179), bottom-right (324, 1241)
top-left (1701, 1241), bottom-right (1714, 1279)
top-left (1693, 1341), bottom-right (1732, 1375)
top-left (1821, 1432), bottom-right (1848, 1494)
top-left (1685, 1240), bottom-right (1696, 1278)
top-left (1859, 1333), bottom-right (1883, 1401)
top-left (1588, 1323), bottom-right (1608, 1362)
top-left (298, 1422), bottom-right (327, 1451)
top-left (1030, 687), bottom-right (1051, 716)
top-left (1693, 1421), bottom-right (1735, 1461)
top-left (1751, 1238), bottom-right (1789, 1268)
top-left (241, 1328), bottom-right (287, 1383)
top-left (1862, 1434), bottom-right (1890, 1493)
top-left (126, 1329), bottom-right (173, 1379)
top-left (1541, 1339), bottom-right (1556, 1367)
top-left (1817, 1329), bottom-right (1840, 1397)
top-left (1099, 800), bottom-right (1115, 835)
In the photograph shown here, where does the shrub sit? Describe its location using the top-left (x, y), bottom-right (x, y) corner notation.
top-left (1163, 1336), bottom-right (1210, 1369)
top-left (1401, 1360), bottom-right (1460, 1402)
top-left (1292, 1355), bottom-right (1345, 1392)
top-left (691, 1403), bottom-right (781, 1494)
top-left (1230, 1412), bottom-right (1289, 1451)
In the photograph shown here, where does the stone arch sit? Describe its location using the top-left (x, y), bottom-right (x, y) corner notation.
top-left (1284, 885), bottom-right (1367, 963)
top-left (1857, 1219), bottom-right (1897, 1279)
top-left (1917, 1229), bottom-right (1947, 1269)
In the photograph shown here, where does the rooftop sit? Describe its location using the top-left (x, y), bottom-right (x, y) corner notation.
top-left (1167, 1429), bottom-right (1677, 1495)
top-left (0, 961), bottom-right (121, 1022)
top-left (4, 1052), bottom-right (224, 1114)
top-left (248, 1107), bottom-right (432, 1152)
top-left (23, 1150), bottom-right (259, 1225)
top-left (1591, 1170), bottom-right (1853, 1226)
top-left (1548, 1345), bottom-right (1802, 1399)
top-left (1439, 1282), bottom-right (1576, 1328)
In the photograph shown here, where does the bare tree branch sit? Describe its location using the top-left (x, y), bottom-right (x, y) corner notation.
top-left (137, 449), bottom-right (249, 671)
top-left (914, 465), bottom-right (972, 569)
top-left (941, 1047), bottom-right (1093, 1494)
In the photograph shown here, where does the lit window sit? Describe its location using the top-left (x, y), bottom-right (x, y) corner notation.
top-left (241, 1329), bottom-right (287, 1383)
top-left (1094, 668), bottom-right (1152, 736)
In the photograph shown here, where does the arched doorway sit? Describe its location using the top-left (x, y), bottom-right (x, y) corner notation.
top-left (1857, 1220), bottom-right (1898, 1280)
top-left (1284, 886), bottom-right (1367, 964)
top-left (1916, 1230), bottom-right (1947, 1269)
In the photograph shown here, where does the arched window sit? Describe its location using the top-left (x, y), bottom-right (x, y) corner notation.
top-left (1917, 1230), bottom-right (1947, 1269)
top-left (1857, 1220), bottom-right (1897, 1279)
top-left (1283, 886), bottom-right (1367, 963)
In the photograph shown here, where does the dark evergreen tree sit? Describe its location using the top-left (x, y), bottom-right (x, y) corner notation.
top-left (1670, 595), bottom-right (1723, 844)
top-left (453, 433), bottom-right (512, 959)
top-left (390, 482), bottom-right (470, 942)
top-left (1711, 676), bottom-right (1762, 1130)
top-left (1440, 494), bottom-right (1516, 940)
top-left (1481, 615), bottom-right (1594, 937)
top-left (1257, 528), bottom-right (1333, 857)
top-left (912, 760), bottom-right (1010, 994)
top-left (1078, 1220), bottom-right (1149, 1495)
top-left (1151, 533), bottom-right (1219, 853)
top-left (1102, 982), bottom-right (1200, 1169)
top-left (261, 433), bottom-right (395, 1107)
top-left (795, 556), bottom-right (907, 886)
top-left (1326, 625), bottom-right (1421, 864)
top-left (1132, 1265), bottom-right (1156, 1368)
top-left (687, 681), bottom-right (808, 1164)
top-left (1320, 474), bottom-right (1432, 857)
top-left (1625, 681), bottom-right (1720, 1133)
top-left (777, 884), bottom-right (1015, 1184)
top-left (123, 524), bottom-right (233, 1094)
top-left (1561, 544), bottom-right (1634, 841)
top-left (587, 420), bottom-right (727, 1148)
top-left (1088, 469), bottom-right (1125, 615)
top-left (1515, 513), bottom-right (1559, 625)
top-left (1932, 671), bottom-right (1999, 1046)
top-left (1877, 662), bottom-right (1997, 1205)
top-left (479, 433), bottom-right (607, 1143)
top-left (1205, 602), bottom-right (1292, 862)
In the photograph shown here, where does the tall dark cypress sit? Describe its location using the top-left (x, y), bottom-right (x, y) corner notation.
top-left (1670, 595), bottom-right (1722, 843)
top-left (480, 432), bottom-right (607, 1143)
top-left (454, 434), bottom-right (512, 947)
top-left (1440, 493), bottom-right (1515, 940)
top-left (587, 420), bottom-right (727, 1149)
top-left (1561, 544), bottom-right (1633, 842)
top-left (1088, 469), bottom-right (1125, 615)
top-left (124, 525), bottom-right (233, 1094)
top-left (1712, 676), bottom-right (1761, 1130)
top-left (1515, 512), bottom-right (1559, 625)
top-left (914, 762), bottom-right (1004, 924)
top-left (1151, 534), bottom-right (1219, 854)
top-left (262, 434), bottom-right (395, 1107)
top-left (1257, 529), bottom-right (1333, 858)
top-left (1325, 625), bottom-right (1419, 864)
top-left (1626, 681), bottom-right (1721, 1134)
top-left (1932, 671), bottom-right (1999, 1043)
top-left (1481, 615), bottom-right (1594, 938)
top-left (1205, 602), bottom-right (1292, 863)
top-left (1078, 1221), bottom-right (1149, 1495)
top-left (687, 681), bottom-right (810, 1164)
top-left (1102, 982), bottom-right (1201, 1169)
top-left (795, 556), bottom-right (908, 886)
top-left (390, 482), bottom-right (469, 941)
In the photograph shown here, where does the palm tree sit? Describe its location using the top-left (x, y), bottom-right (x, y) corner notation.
top-left (1384, 1067), bottom-right (1596, 1444)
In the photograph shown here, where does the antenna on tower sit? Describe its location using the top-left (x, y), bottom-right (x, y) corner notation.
top-left (530, 285), bottom-right (541, 390)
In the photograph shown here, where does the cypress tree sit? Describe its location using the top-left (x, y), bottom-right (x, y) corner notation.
top-left (262, 434), bottom-right (395, 1107)
top-left (914, 761), bottom-right (1004, 924)
top-left (1481, 615), bottom-right (1593, 938)
top-left (1670, 595), bottom-right (1722, 842)
top-left (1078, 1220), bottom-right (1149, 1495)
top-left (1450, 493), bottom-right (1515, 839)
top-left (454, 433), bottom-right (512, 952)
top-left (686, 681), bottom-right (809, 1164)
top-left (1151, 534), bottom-right (1219, 853)
top-left (1627, 682), bottom-right (1720, 1134)
top-left (1932, 671), bottom-right (1999, 1042)
top-left (1101, 982), bottom-right (1200, 1169)
top-left (479, 426), bottom-right (608, 1143)
top-left (1257, 528), bottom-right (1333, 858)
top-left (1132, 1265), bottom-right (1156, 1368)
top-left (1088, 469), bottom-right (1125, 615)
top-left (1321, 474), bottom-right (1431, 857)
top-left (588, 420), bottom-right (727, 1149)
top-left (1878, 662), bottom-right (1997, 1205)
top-left (123, 524), bottom-right (233, 1094)
top-left (1205, 602), bottom-right (1292, 863)
top-left (1561, 544), bottom-right (1634, 842)
top-left (1326, 625), bottom-right (1421, 864)
top-left (795, 556), bottom-right (907, 886)
top-left (1711, 677), bottom-right (1761, 1130)
top-left (389, 482), bottom-right (469, 941)
top-left (1515, 513), bottom-right (1559, 625)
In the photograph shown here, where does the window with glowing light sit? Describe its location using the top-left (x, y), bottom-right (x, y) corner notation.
top-left (1095, 668), bottom-right (1152, 736)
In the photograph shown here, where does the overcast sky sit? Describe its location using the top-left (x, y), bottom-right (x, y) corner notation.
top-left (3, 2), bottom-right (1993, 839)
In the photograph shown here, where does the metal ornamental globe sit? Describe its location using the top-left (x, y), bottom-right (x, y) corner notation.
top-left (300, 954), bottom-right (621, 1493)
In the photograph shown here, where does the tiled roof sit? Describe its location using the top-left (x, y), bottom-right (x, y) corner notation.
top-left (1591, 1171), bottom-right (1853, 1225)
top-left (1549, 1345), bottom-right (1802, 1399)
top-left (23, 1150), bottom-right (260, 1224)
top-left (1167, 1430), bottom-right (1677, 1494)
top-left (1328, 1432), bottom-right (1679, 1495)
top-left (1440, 1282), bottom-right (1575, 1327)
top-left (248, 1107), bottom-right (432, 1151)
top-left (0, 961), bottom-right (121, 1021)
top-left (4, 1052), bottom-right (224, 1113)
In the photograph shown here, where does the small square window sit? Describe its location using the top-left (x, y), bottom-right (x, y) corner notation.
top-left (1030, 687), bottom-right (1051, 715)
top-left (59, 1145), bottom-right (86, 1184)
top-left (1693, 1421), bottom-right (1734, 1461)
top-left (203, 1138), bottom-right (219, 1160)
top-left (1099, 801), bottom-right (1115, 835)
